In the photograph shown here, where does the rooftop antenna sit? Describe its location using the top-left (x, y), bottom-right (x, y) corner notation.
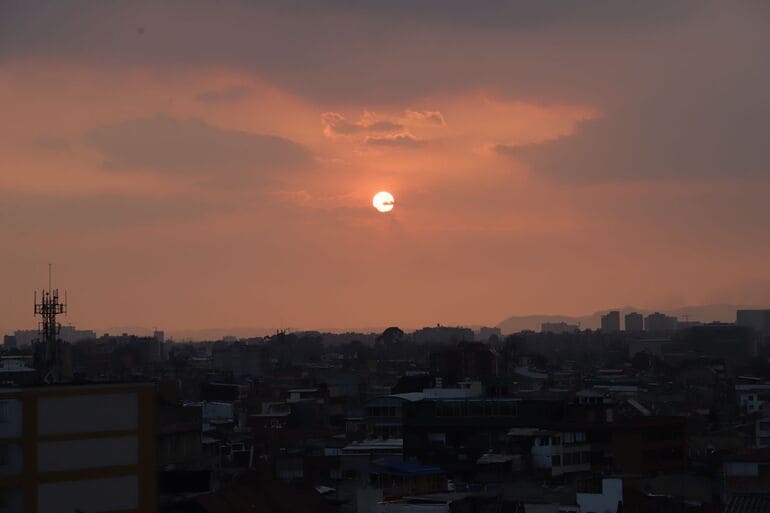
top-left (34, 264), bottom-right (68, 383)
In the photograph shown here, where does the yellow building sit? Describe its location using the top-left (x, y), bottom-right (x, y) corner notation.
top-left (0, 383), bottom-right (156, 513)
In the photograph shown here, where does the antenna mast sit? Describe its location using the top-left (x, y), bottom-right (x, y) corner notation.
top-left (34, 265), bottom-right (68, 383)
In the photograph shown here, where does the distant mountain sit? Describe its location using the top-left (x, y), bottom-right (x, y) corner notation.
top-left (496, 304), bottom-right (770, 334)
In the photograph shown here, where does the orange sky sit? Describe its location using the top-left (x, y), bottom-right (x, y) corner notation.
top-left (2, 2), bottom-right (770, 335)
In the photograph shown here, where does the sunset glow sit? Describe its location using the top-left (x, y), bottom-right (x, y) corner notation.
top-left (2, 2), bottom-right (770, 336)
top-left (372, 192), bottom-right (395, 213)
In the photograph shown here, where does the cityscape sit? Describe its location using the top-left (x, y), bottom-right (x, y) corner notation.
top-left (3, 2), bottom-right (770, 513)
top-left (2, 295), bottom-right (770, 512)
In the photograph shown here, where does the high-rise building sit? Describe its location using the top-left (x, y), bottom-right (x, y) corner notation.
top-left (625, 312), bottom-right (644, 333)
top-left (737, 310), bottom-right (770, 335)
top-left (601, 311), bottom-right (621, 333)
top-left (645, 312), bottom-right (678, 333)
top-left (0, 382), bottom-right (157, 513)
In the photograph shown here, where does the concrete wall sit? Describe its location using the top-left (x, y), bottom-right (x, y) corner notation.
top-left (577, 478), bottom-right (623, 513)
top-left (0, 400), bottom-right (23, 438)
top-left (38, 394), bottom-right (137, 435)
top-left (38, 436), bottom-right (138, 472)
top-left (0, 443), bottom-right (23, 476)
top-left (37, 476), bottom-right (138, 513)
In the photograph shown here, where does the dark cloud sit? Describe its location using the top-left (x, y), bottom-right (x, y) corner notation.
top-left (0, 191), bottom-right (226, 232)
top-left (87, 115), bottom-right (310, 182)
top-left (365, 133), bottom-right (425, 148)
top-left (497, 78), bottom-right (770, 182)
top-left (4, 2), bottom-right (770, 186)
top-left (0, 0), bottom-right (707, 105)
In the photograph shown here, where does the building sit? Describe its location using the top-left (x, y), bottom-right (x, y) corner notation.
top-left (756, 416), bottom-right (770, 448)
top-left (364, 394), bottom-right (416, 439)
top-left (3, 336), bottom-right (17, 349)
top-left (211, 341), bottom-right (266, 378)
top-left (681, 323), bottom-right (755, 361)
top-left (401, 396), bottom-right (569, 472)
top-left (412, 326), bottom-right (474, 344)
top-left (368, 458), bottom-right (447, 498)
top-left (737, 309), bottom-right (770, 335)
top-left (541, 322), bottom-right (579, 334)
top-left (600, 311), bottom-right (621, 333)
top-left (736, 384), bottom-right (770, 414)
top-left (627, 338), bottom-right (670, 359)
top-left (644, 312), bottom-right (678, 333)
top-left (509, 427), bottom-right (591, 478)
top-left (721, 449), bottom-right (770, 503)
top-left (624, 312), bottom-right (644, 333)
top-left (604, 417), bottom-right (686, 474)
top-left (0, 358), bottom-right (37, 386)
top-left (0, 382), bottom-right (156, 513)
top-left (12, 326), bottom-right (96, 347)
top-left (576, 478), bottom-right (623, 513)
top-left (476, 327), bottom-right (502, 341)
top-left (429, 343), bottom-right (498, 382)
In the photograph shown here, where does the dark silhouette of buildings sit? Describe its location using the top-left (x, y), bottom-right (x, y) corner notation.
top-left (601, 311), bottom-right (621, 333)
top-left (624, 312), bottom-right (644, 333)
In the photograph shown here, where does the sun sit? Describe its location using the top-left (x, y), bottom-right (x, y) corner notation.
top-left (372, 191), bottom-right (395, 213)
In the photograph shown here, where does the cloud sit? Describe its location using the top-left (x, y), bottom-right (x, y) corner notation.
top-left (31, 135), bottom-right (70, 152)
top-left (495, 85), bottom-right (770, 183)
top-left (403, 110), bottom-right (446, 126)
top-left (365, 133), bottom-right (425, 148)
top-left (321, 112), bottom-right (403, 137)
top-left (86, 114), bottom-right (310, 183)
top-left (0, 1), bottom-right (732, 107)
top-left (0, 191), bottom-right (226, 232)
top-left (196, 85), bottom-right (253, 103)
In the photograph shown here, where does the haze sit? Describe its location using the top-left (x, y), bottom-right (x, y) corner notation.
top-left (2, 1), bottom-right (770, 334)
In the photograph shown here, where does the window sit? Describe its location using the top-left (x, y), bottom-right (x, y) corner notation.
top-left (0, 402), bottom-right (7, 424)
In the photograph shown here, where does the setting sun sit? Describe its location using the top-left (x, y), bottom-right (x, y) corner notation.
top-left (372, 191), bottom-right (395, 213)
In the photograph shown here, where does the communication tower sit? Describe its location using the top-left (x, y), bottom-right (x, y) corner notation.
top-left (33, 265), bottom-right (67, 383)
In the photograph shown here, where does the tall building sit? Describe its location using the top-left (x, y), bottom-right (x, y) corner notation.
top-left (645, 312), bottom-right (678, 333)
top-left (0, 382), bottom-right (157, 513)
top-left (737, 310), bottom-right (770, 335)
top-left (624, 312), bottom-right (644, 333)
top-left (600, 311), bottom-right (621, 333)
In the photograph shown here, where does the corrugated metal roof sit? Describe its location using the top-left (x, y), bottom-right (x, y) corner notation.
top-left (726, 494), bottom-right (770, 513)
